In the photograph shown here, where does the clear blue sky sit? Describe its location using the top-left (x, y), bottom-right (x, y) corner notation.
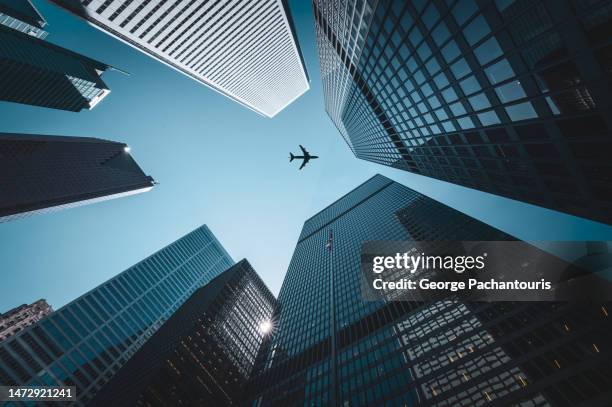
top-left (1, 0), bottom-right (612, 311)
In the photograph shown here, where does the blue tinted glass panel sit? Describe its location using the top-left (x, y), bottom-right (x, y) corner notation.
top-left (452, 0), bottom-right (477, 26)
top-left (495, 81), bottom-right (527, 103)
top-left (422, 4), bottom-right (440, 29)
top-left (417, 42), bottom-right (432, 60)
top-left (485, 59), bottom-right (515, 84)
top-left (441, 41), bottom-right (461, 63)
top-left (428, 95), bottom-right (441, 108)
top-left (442, 121), bottom-right (456, 131)
top-left (433, 72), bottom-right (449, 89)
top-left (474, 37), bottom-right (503, 65)
top-left (458, 116), bottom-right (475, 129)
top-left (463, 15), bottom-right (490, 45)
top-left (459, 75), bottom-right (481, 95)
top-left (478, 110), bottom-right (501, 125)
top-left (432, 22), bottom-right (450, 46)
top-left (505, 101), bottom-right (538, 121)
top-left (425, 58), bottom-right (441, 75)
top-left (409, 28), bottom-right (423, 47)
top-left (442, 87), bottom-right (458, 103)
top-left (450, 58), bottom-right (470, 79)
top-left (468, 93), bottom-right (491, 110)
top-left (450, 102), bottom-right (467, 116)
top-left (435, 109), bottom-right (448, 120)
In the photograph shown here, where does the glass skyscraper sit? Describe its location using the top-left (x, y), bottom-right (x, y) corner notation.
top-left (0, 133), bottom-right (155, 223)
top-left (0, 225), bottom-right (234, 406)
top-left (245, 175), bottom-right (612, 406)
top-left (0, 0), bottom-right (113, 112)
top-left (0, 0), bottom-right (48, 39)
top-left (0, 0), bottom-right (111, 112)
top-left (90, 259), bottom-right (276, 406)
top-left (49, 0), bottom-right (310, 117)
top-left (314, 0), bottom-right (612, 225)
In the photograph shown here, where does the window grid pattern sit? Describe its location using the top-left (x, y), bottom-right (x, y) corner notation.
top-left (0, 225), bottom-right (234, 406)
top-left (50, 0), bottom-right (310, 117)
top-left (315, 0), bottom-right (612, 225)
top-left (246, 175), bottom-right (612, 406)
top-left (0, 25), bottom-right (111, 112)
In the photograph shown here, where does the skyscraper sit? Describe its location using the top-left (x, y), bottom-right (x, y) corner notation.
top-left (49, 0), bottom-right (310, 117)
top-left (314, 0), bottom-right (612, 225)
top-left (0, 133), bottom-right (155, 223)
top-left (0, 225), bottom-right (234, 406)
top-left (0, 0), bottom-right (48, 38)
top-left (0, 0), bottom-right (114, 111)
top-left (90, 259), bottom-right (276, 406)
top-left (245, 175), bottom-right (612, 406)
top-left (0, 300), bottom-right (52, 343)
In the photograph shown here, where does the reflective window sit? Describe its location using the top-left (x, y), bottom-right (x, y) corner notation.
top-left (495, 81), bottom-right (527, 103)
top-left (452, 0), bottom-right (478, 26)
top-left (432, 23), bottom-right (450, 46)
top-left (463, 15), bottom-right (490, 45)
top-left (435, 108), bottom-right (449, 120)
top-left (451, 58), bottom-right (471, 79)
top-left (417, 42), bottom-right (432, 61)
top-left (459, 76), bottom-right (481, 95)
top-left (469, 93), bottom-right (491, 111)
top-left (458, 116), bottom-right (476, 129)
top-left (400, 11), bottom-right (413, 31)
top-left (441, 41), bottom-right (461, 63)
top-left (433, 72), bottom-right (449, 89)
top-left (442, 87), bottom-right (459, 103)
top-left (505, 101), bottom-right (538, 121)
top-left (442, 121), bottom-right (456, 132)
top-left (485, 59), bottom-right (515, 85)
top-left (450, 102), bottom-right (467, 116)
top-left (409, 28), bottom-right (423, 47)
top-left (474, 37), bottom-right (503, 65)
top-left (414, 70), bottom-right (426, 85)
top-left (428, 95), bottom-right (441, 109)
top-left (422, 4), bottom-right (440, 30)
top-left (426, 58), bottom-right (441, 75)
top-left (478, 110), bottom-right (501, 125)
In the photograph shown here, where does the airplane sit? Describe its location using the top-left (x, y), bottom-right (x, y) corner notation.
top-left (289, 145), bottom-right (318, 170)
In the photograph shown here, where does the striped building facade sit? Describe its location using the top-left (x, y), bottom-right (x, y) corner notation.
top-left (0, 225), bottom-right (234, 405)
top-left (50, 0), bottom-right (310, 117)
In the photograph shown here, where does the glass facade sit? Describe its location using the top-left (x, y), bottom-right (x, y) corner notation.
top-left (0, 1), bottom-right (112, 113)
top-left (0, 0), bottom-right (48, 39)
top-left (89, 259), bottom-right (276, 406)
top-left (315, 0), bottom-right (612, 225)
top-left (0, 133), bottom-right (155, 223)
top-left (0, 225), bottom-right (234, 406)
top-left (245, 174), bottom-right (612, 406)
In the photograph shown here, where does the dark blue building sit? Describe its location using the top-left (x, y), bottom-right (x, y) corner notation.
top-left (0, 133), bottom-right (155, 223)
top-left (0, 0), bottom-right (47, 38)
top-left (0, 0), bottom-right (113, 111)
top-left (90, 259), bottom-right (276, 407)
top-left (245, 175), bottom-right (612, 406)
top-left (315, 0), bottom-right (612, 225)
top-left (0, 225), bottom-right (234, 405)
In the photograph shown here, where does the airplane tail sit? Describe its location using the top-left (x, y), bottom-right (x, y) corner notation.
top-left (289, 153), bottom-right (295, 162)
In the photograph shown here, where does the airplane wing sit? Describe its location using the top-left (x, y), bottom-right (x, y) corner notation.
top-left (299, 145), bottom-right (308, 155)
top-left (299, 157), bottom-right (310, 170)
